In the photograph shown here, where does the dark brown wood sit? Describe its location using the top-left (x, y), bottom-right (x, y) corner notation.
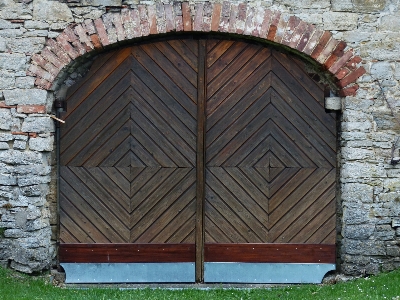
top-left (204, 244), bottom-right (336, 263)
top-left (60, 244), bottom-right (195, 263)
top-left (195, 39), bottom-right (206, 283)
top-left (60, 38), bottom-right (337, 278)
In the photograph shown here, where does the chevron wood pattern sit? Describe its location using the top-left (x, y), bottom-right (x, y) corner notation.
top-left (59, 38), bottom-right (337, 270)
top-left (204, 39), bottom-right (337, 245)
top-left (60, 39), bottom-right (199, 245)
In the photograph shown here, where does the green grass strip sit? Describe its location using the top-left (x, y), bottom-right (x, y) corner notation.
top-left (1, 266), bottom-right (400, 300)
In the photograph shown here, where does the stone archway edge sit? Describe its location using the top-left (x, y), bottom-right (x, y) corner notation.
top-left (28, 1), bottom-right (365, 96)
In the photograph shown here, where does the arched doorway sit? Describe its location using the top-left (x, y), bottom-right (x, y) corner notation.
top-left (58, 36), bottom-right (337, 283)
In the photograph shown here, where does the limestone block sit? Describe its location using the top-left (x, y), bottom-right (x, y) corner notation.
top-left (341, 162), bottom-right (386, 178)
top-left (13, 140), bottom-right (26, 150)
top-left (379, 15), bottom-right (400, 32)
top-left (0, 53), bottom-right (26, 71)
top-left (342, 97), bottom-right (374, 112)
top-left (20, 185), bottom-right (42, 197)
top-left (24, 21), bottom-right (49, 30)
top-left (387, 246), bottom-right (400, 257)
top-left (80, 0), bottom-right (122, 6)
top-left (0, 150), bottom-right (42, 165)
top-left (21, 116), bottom-right (54, 133)
top-left (343, 202), bottom-right (372, 225)
top-left (0, 0), bottom-right (32, 20)
top-left (342, 110), bottom-right (371, 122)
top-left (33, 0), bottom-right (73, 23)
top-left (341, 147), bottom-right (375, 160)
top-left (7, 37), bottom-right (46, 54)
top-left (342, 239), bottom-right (386, 255)
top-left (342, 183), bottom-right (374, 203)
top-left (375, 224), bottom-right (395, 240)
top-left (276, 0), bottom-right (330, 9)
top-left (3, 89), bottom-right (47, 106)
top-left (0, 37), bottom-right (6, 52)
top-left (0, 108), bottom-right (12, 130)
top-left (325, 97), bottom-right (342, 110)
top-left (332, 0), bottom-right (353, 11)
top-left (361, 36), bottom-right (400, 60)
top-left (15, 77), bottom-right (35, 89)
top-left (353, 0), bottom-right (388, 13)
top-left (323, 12), bottom-right (358, 31)
top-left (341, 121), bottom-right (371, 132)
top-left (17, 175), bottom-right (51, 187)
top-left (370, 61), bottom-right (393, 80)
top-left (29, 136), bottom-right (54, 152)
top-left (343, 224), bottom-right (375, 239)
top-left (0, 174), bottom-right (17, 185)
top-left (0, 71), bottom-right (15, 89)
top-left (341, 132), bottom-right (367, 141)
top-left (0, 142), bottom-right (9, 150)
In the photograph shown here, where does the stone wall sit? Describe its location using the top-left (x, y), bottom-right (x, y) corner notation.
top-left (0, 0), bottom-right (399, 276)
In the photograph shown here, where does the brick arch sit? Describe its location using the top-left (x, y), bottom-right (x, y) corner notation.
top-left (28, 2), bottom-right (365, 96)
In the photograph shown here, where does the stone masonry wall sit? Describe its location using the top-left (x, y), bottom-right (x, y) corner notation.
top-left (0, 0), bottom-right (399, 276)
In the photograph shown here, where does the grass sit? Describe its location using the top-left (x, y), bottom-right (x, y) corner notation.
top-left (0, 266), bottom-right (399, 300)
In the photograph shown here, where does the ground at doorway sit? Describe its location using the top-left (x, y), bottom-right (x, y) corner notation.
top-left (0, 267), bottom-right (399, 299)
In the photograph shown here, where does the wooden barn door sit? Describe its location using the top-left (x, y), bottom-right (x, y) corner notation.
top-left (58, 37), bottom-right (337, 284)
top-left (203, 40), bottom-right (337, 283)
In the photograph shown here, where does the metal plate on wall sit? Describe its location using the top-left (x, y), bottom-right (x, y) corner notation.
top-left (204, 263), bottom-right (335, 283)
top-left (61, 263), bottom-right (195, 283)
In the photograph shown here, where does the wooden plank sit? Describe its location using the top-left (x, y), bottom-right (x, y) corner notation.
top-left (168, 39), bottom-right (199, 71)
top-left (195, 39), bottom-right (206, 283)
top-left (204, 244), bottom-right (336, 263)
top-left (141, 43), bottom-right (197, 102)
top-left (59, 244), bottom-right (195, 263)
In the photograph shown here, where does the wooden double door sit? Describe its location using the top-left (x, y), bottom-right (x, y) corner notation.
top-left (59, 37), bottom-right (337, 283)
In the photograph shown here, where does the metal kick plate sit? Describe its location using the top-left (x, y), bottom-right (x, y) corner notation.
top-left (61, 263), bottom-right (195, 283)
top-left (204, 263), bottom-right (336, 284)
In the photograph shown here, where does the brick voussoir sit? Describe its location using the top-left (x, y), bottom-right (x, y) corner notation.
top-left (29, 3), bottom-right (362, 97)
top-left (338, 66), bottom-right (366, 88)
top-left (94, 18), bottom-right (110, 46)
top-left (339, 84), bottom-right (359, 97)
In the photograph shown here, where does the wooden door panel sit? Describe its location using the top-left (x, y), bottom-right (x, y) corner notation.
top-left (204, 40), bottom-right (337, 253)
top-left (60, 39), bottom-right (199, 263)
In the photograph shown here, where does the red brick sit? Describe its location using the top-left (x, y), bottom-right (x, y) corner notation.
top-left (46, 39), bottom-right (71, 66)
top-left (282, 16), bottom-right (301, 46)
top-left (228, 4), bottom-right (238, 33)
top-left (17, 105), bottom-right (46, 114)
top-left (138, 5), bottom-right (150, 36)
top-left (113, 13), bottom-right (126, 41)
top-left (74, 24), bottom-right (94, 51)
top-left (329, 49), bottom-right (353, 74)
top-left (90, 34), bottom-right (102, 50)
top-left (84, 19), bottom-right (97, 35)
top-left (182, 2), bottom-right (192, 31)
top-left (211, 3), bottom-right (222, 32)
top-left (30, 55), bottom-right (58, 79)
top-left (194, 3), bottom-right (204, 31)
top-left (0, 101), bottom-right (16, 109)
top-left (338, 66), bottom-right (366, 88)
top-left (130, 9), bottom-right (141, 37)
top-left (259, 9), bottom-right (273, 38)
top-left (346, 56), bottom-right (362, 70)
top-left (34, 77), bottom-right (52, 90)
top-left (296, 24), bottom-right (315, 52)
top-left (302, 28), bottom-right (323, 55)
top-left (236, 3), bottom-right (247, 34)
top-left (165, 4), bottom-right (175, 32)
top-left (274, 14), bottom-right (289, 43)
top-left (94, 18), bottom-right (110, 46)
top-left (323, 41), bottom-right (347, 69)
top-left (267, 11), bottom-right (281, 41)
top-left (243, 7), bottom-right (255, 35)
top-left (310, 31), bottom-right (332, 60)
top-left (156, 3), bottom-right (167, 34)
top-left (287, 20), bottom-right (307, 48)
top-left (219, 1), bottom-right (231, 32)
top-left (27, 64), bottom-right (53, 82)
top-left (147, 5), bottom-right (157, 34)
top-left (56, 32), bottom-right (79, 60)
top-left (316, 38), bottom-right (339, 64)
top-left (335, 67), bottom-right (350, 80)
top-left (41, 48), bottom-right (65, 70)
top-left (339, 84), bottom-right (359, 97)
